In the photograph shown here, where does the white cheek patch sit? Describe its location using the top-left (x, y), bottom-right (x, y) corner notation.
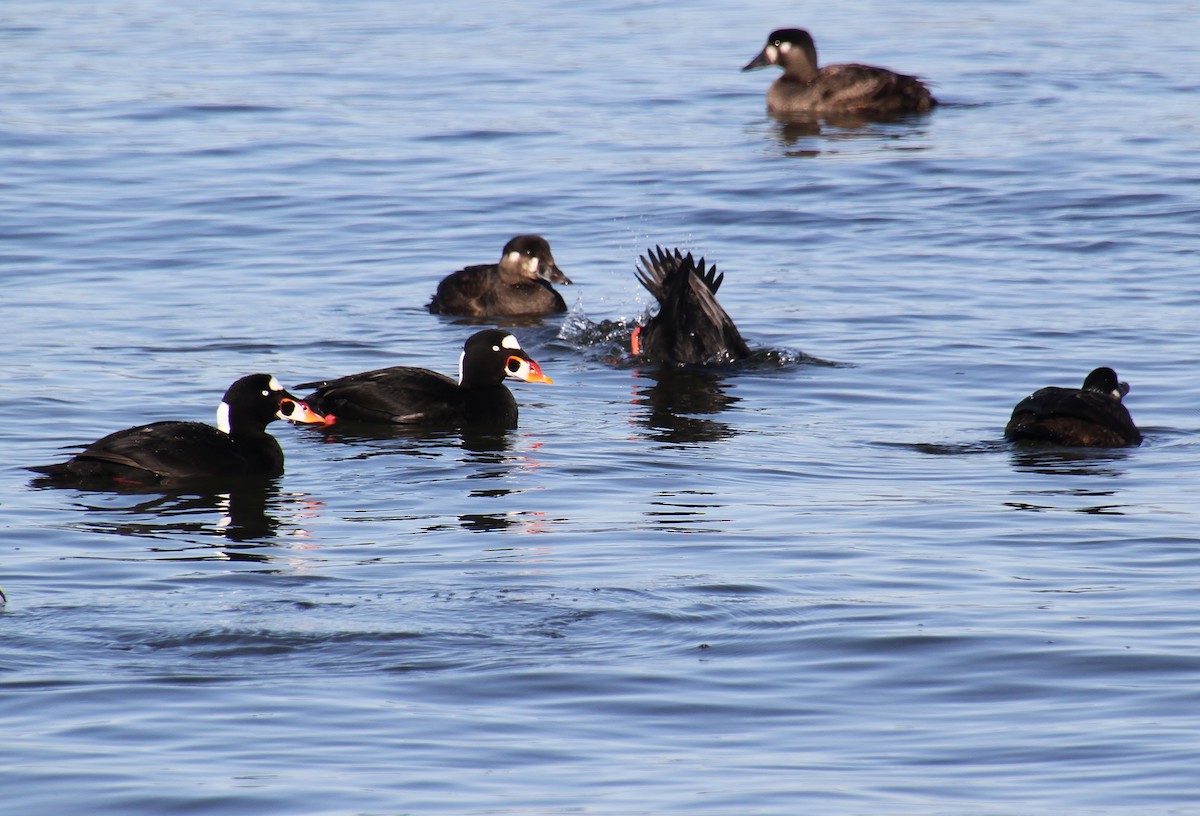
top-left (501, 334), bottom-right (521, 350)
top-left (268, 376), bottom-right (283, 392)
top-left (216, 401), bottom-right (232, 434)
top-left (505, 251), bottom-right (521, 265)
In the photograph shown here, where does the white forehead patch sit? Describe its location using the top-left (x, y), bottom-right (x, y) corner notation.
top-left (216, 401), bottom-right (232, 434)
top-left (268, 376), bottom-right (283, 392)
top-left (501, 334), bottom-right (521, 350)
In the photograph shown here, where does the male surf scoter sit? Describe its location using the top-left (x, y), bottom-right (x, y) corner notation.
top-left (631, 246), bottom-right (751, 366)
top-left (30, 373), bottom-right (326, 485)
top-left (742, 28), bottom-right (937, 117)
top-left (427, 235), bottom-right (571, 317)
top-left (296, 329), bottom-right (552, 429)
top-left (1004, 367), bottom-right (1142, 447)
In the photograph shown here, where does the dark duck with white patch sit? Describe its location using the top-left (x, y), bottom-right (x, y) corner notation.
top-left (742, 28), bottom-right (937, 117)
top-left (30, 373), bottom-right (326, 485)
top-left (631, 246), bottom-right (751, 366)
top-left (1005, 367), bottom-right (1142, 447)
top-left (427, 235), bottom-right (571, 317)
top-left (297, 329), bottom-right (553, 429)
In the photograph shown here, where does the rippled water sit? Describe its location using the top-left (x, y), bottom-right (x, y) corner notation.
top-left (4, 1), bottom-right (1200, 813)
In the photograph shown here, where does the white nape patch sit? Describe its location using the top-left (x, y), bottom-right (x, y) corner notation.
top-left (216, 401), bottom-right (232, 434)
top-left (505, 251), bottom-right (521, 265)
top-left (268, 376), bottom-right (283, 392)
top-left (501, 334), bottom-right (521, 350)
top-left (457, 350), bottom-right (467, 385)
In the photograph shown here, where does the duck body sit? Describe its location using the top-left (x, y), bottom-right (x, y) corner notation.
top-left (35, 421), bottom-right (285, 482)
top-left (1005, 367), bottom-right (1141, 447)
top-left (298, 366), bottom-right (520, 427)
top-left (743, 28), bottom-right (936, 117)
top-left (428, 235), bottom-right (570, 317)
top-left (31, 374), bottom-right (326, 486)
top-left (632, 246), bottom-right (750, 366)
top-left (297, 329), bottom-right (552, 429)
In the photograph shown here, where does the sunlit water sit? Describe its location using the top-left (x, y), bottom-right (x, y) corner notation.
top-left (4, 1), bottom-right (1200, 813)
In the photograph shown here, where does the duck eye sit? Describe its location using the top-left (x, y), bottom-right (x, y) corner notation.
top-left (261, 389), bottom-right (270, 397)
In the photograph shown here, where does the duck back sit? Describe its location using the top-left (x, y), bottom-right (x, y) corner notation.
top-left (428, 265), bottom-right (566, 317)
top-left (32, 420), bottom-right (284, 484)
top-left (770, 63), bottom-right (936, 116)
top-left (299, 366), bottom-right (519, 428)
top-left (1005, 387), bottom-right (1141, 447)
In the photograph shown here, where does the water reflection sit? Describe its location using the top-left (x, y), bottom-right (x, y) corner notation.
top-left (643, 489), bottom-right (728, 533)
top-left (458, 431), bottom-right (554, 534)
top-left (296, 421), bottom-right (553, 535)
top-left (33, 479), bottom-right (322, 550)
top-left (763, 111), bottom-right (934, 155)
top-left (1008, 447), bottom-right (1131, 478)
top-left (633, 366), bottom-right (740, 445)
top-left (1005, 447), bottom-right (1132, 515)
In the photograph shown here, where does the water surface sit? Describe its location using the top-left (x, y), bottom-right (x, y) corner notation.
top-left (4, 1), bottom-right (1200, 813)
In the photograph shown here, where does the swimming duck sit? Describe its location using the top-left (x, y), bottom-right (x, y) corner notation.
top-left (427, 235), bottom-right (571, 317)
top-left (742, 28), bottom-right (937, 117)
top-left (30, 374), bottom-right (327, 485)
top-left (631, 246), bottom-right (750, 365)
top-left (296, 329), bottom-right (553, 429)
top-left (1005, 367), bottom-right (1141, 447)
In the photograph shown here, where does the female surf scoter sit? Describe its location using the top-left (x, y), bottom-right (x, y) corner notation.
top-left (631, 246), bottom-right (750, 366)
top-left (427, 235), bottom-right (571, 317)
top-left (296, 329), bottom-right (553, 429)
top-left (1004, 367), bottom-right (1142, 447)
top-left (742, 28), bottom-right (937, 117)
top-left (30, 373), bottom-right (327, 485)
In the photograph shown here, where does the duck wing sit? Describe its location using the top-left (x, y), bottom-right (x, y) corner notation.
top-left (298, 366), bottom-right (466, 425)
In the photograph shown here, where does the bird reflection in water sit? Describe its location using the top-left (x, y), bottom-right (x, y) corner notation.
top-left (633, 366), bottom-right (741, 445)
top-left (765, 112), bottom-right (934, 155)
top-left (1010, 447), bottom-right (1131, 478)
top-left (40, 478), bottom-right (321, 556)
top-left (458, 430), bottom-right (552, 535)
top-left (1005, 447), bottom-right (1132, 515)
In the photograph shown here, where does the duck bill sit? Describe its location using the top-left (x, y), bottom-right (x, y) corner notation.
top-left (539, 262), bottom-right (572, 285)
top-left (630, 326), bottom-right (642, 356)
top-left (507, 355), bottom-right (553, 385)
top-left (1116, 382), bottom-right (1131, 399)
top-left (277, 397), bottom-right (329, 425)
top-left (742, 47), bottom-right (774, 71)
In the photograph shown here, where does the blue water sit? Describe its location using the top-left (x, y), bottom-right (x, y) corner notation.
top-left (4, 1), bottom-right (1200, 813)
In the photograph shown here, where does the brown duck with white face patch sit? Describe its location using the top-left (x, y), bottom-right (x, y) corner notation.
top-left (1005, 367), bottom-right (1142, 447)
top-left (30, 373), bottom-right (327, 485)
top-left (743, 28), bottom-right (937, 117)
top-left (296, 329), bottom-right (553, 429)
top-left (428, 235), bottom-right (571, 317)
